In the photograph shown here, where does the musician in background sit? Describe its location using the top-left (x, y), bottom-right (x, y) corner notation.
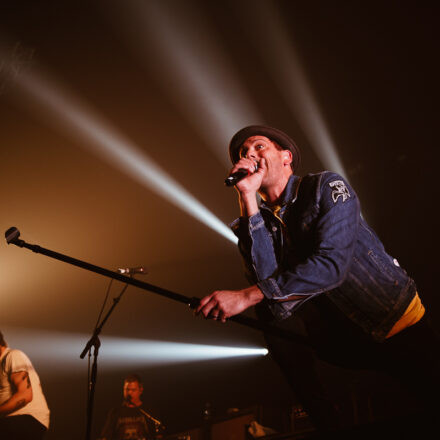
top-left (0, 330), bottom-right (50, 439)
top-left (98, 373), bottom-right (165, 440)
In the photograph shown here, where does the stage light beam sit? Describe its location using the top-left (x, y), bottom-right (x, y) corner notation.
top-left (3, 327), bottom-right (268, 371)
top-left (244, 2), bottom-right (348, 178)
top-left (0, 50), bottom-right (237, 243)
top-left (105, 0), bottom-right (263, 167)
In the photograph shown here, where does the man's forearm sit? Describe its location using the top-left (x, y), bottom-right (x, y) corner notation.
top-left (0, 391), bottom-right (31, 416)
top-left (239, 191), bottom-right (259, 217)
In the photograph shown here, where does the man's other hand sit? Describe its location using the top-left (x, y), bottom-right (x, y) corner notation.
top-left (195, 285), bottom-right (264, 323)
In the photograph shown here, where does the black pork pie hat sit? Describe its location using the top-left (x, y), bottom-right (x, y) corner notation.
top-left (229, 125), bottom-right (301, 172)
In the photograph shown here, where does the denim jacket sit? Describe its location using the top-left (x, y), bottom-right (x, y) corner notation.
top-left (231, 172), bottom-right (416, 342)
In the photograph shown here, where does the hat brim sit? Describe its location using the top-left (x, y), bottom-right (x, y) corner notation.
top-left (229, 125), bottom-right (301, 172)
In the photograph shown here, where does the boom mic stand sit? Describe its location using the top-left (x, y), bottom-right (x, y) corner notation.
top-left (5, 227), bottom-right (309, 345)
top-left (5, 227), bottom-right (311, 438)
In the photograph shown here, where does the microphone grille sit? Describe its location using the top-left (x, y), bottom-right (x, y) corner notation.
top-left (5, 227), bottom-right (20, 244)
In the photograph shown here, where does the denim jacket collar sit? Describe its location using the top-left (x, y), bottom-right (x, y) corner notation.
top-left (260, 174), bottom-right (302, 211)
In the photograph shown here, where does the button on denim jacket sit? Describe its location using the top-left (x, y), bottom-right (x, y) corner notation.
top-left (231, 172), bottom-right (416, 342)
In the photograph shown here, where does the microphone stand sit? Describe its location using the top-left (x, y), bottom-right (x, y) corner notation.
top-left (5, 227), bottom-right (313, 439)
top-left (84, 332), bottom-right (100, 440)
top-left (5, 227), bottom-right (313, 340)
top-left (4, 227), bottom-right (310, 342)
top-left (81, 282), bottom-right (130, 440)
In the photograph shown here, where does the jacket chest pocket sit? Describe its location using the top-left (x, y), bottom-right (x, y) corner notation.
top-left (287, 203), bottom-right (319, 234)
top-left (283, 218), bottom-right (316, 260)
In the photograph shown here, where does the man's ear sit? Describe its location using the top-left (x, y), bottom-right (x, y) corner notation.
top-left (283, 150), bottom-right (293, 166)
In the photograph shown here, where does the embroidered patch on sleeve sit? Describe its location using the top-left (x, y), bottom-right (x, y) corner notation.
top-left (329, 180), bottom-right (350, 203)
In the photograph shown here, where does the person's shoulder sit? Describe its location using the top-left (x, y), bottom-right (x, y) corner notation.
top-left (302, 170), bottom-right (345, 183)
top-left (1, 349), bottom-right (32, 374)
top-left (298, 171), bottom-right (341, 194)
top-left (8, 349), bottom-right (32, 363)
top-left (303, 171), bottom-right (354, 193)
top-left (6, 349), bottom-right (33, 372)
top-left (301, 171), bottom-right (359, 207)
top-left (7, 348), bottom-right (26, 356)
top-left (3, 348), bottom-right (28, 362)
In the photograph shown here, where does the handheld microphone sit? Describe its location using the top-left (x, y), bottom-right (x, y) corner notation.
top-left (224, 164), bottom-right (258, 187)
top-left (117, 266), bottom-right (147, 275)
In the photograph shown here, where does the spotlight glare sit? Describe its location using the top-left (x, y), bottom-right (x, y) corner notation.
top-left (246, 3), bottom-right (348, 178)
top-left (108, 0), bottom-right (263, 166)
top-left (1, 57), bottom-right (237, 243)
top-left (100, 338), bottom-right (269, 363)
top-left (3, 327), bottom-right (268, 371)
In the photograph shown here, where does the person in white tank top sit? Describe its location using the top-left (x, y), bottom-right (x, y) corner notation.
top-left (0, 330), bottom-right (50, 439)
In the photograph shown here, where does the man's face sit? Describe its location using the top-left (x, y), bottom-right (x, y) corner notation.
top-left (239, 135), bottom-right (292, 185)
top-left (123, 380), bottom-right (143, 406)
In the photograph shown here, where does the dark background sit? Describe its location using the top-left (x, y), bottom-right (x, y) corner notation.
top-left (0, 1), bottom-right (438, 439)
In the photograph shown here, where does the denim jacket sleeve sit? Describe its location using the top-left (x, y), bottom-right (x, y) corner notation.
top-left (230, 211), bottom-right (279, 284)
top-left (232, 172), bottom-right (361, 302)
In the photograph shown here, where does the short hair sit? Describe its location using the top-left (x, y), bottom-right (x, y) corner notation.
top-left (0, 331), bottom-right (7, 347)
top-left (124, 373), bottom-right (143, 386)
